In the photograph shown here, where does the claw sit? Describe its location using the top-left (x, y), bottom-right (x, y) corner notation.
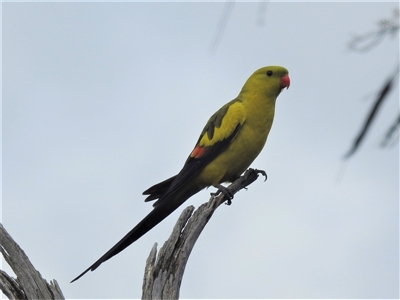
top-left (210, 184), bottom-right (234, 205)
top-left (254, 169), bottom-right (267, 181)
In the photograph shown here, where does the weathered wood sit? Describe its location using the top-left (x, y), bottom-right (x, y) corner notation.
top-left (0, 223), bottom-right (65, 300)
top-left (141, 168), bottom-right (266, 300)
top-left (0, 168), bottom-right (264, 299)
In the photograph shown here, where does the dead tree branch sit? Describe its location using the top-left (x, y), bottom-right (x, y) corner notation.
top-left (0, 168), bottom-right (265, 299)
top-left (141, 168), bottom-right (266, 300)
top-left (345, 9), bottom-right (399, 158)
top-left (0, 223), bottom-right (64, 300)
top-left (344, 66), bottom-right (399, 158)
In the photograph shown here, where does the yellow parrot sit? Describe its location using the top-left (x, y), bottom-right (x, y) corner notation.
top-left (72, 66), bottom-right (290, 282)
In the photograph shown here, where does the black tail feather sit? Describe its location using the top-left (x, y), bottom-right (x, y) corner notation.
top-left (71, 182), bottom-right (199, 283)
top-left (142, 175), bottom-right (177, 202)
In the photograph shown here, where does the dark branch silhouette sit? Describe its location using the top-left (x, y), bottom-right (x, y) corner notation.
top-left (381, 113), bottom-right (400, 148)
top-left (344, 9), bottom-right (399, 159)
top-left (348, 8), bottom-right (399, 52)
top-left (344, 66), bottom-right (399, 158)
top-left (210, 0), bottom-right (234, 54)
top-left (256, 1), bottom-right (269, 26)
top-left (210, 0), bottom-right (269, 53)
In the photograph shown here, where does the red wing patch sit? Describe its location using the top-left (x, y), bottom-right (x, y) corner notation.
top-left (190, 145), bottom-right (206, 158)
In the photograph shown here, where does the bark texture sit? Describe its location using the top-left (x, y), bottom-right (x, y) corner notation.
top-left (0, 224), bottom-right (65, 300)
top-left (141, 168), bottom-right (265, 300)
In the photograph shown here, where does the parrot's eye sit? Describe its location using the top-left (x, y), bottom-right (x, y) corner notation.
top-left (266, 70), bottom-right (273, 76)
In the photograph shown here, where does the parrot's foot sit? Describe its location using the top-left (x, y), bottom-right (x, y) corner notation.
top-left (252, 168), bottom-right (267, 181)
top-left (211, 184), bottom-right (234, 205)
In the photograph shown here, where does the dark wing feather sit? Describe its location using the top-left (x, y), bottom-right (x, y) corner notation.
top-left (151, 124), bottom-right (241, 207)
top-left (146, 99), bottom-right (243, 207)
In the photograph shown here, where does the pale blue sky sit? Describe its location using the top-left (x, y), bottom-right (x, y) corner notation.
top-left (2, 2), bottom-right (399, 299)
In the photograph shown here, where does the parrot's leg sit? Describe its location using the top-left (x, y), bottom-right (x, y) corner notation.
top-left (210, 184), bottom-right (234, 205)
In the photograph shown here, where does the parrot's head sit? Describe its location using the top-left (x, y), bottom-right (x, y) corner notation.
top-left (242, 66), bottom-right (290, 99)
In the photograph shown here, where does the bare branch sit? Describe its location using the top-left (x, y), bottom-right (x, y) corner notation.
top-left (344, 66), bottom-right (399, 158)
top-left (0, 224), bottom-right (65, 300)
top-left (210, 0), bottom-right (235, 54)
top-left (381, 113), bottom-right (400, 148)
top-left (0, 269), bottom-right (26, 300)
top-left (210, 0), bottom-right (270, 53)
top-left (0, 169), bottom-right (266, 299)
top-left (344, 9), bottom-right (399, 158)
top-left (141, 168), bottom-right (266, 300)
top-left (256, 0), bottom-right (269, 26)
top-left (348, 8), bottom-right (399, 52)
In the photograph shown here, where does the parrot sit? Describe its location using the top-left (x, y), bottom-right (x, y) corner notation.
top-left (71, 65), bottom-right (290, 282)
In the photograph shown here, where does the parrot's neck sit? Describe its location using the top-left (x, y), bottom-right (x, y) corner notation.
top-left (240, 90), bottom-right (277, 135)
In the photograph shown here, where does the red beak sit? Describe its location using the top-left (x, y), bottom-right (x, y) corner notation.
top-left (280, 74), bottom-right (290, 89)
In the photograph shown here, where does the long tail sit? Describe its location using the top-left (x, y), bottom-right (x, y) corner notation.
top-left (71, 182), bottom-right (200, 283)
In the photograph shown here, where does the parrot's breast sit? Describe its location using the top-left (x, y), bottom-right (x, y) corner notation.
top-left (196, 108), bottom-right (274, 186)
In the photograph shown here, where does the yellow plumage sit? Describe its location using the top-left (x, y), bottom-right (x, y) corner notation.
top-left (72, 65), bottom-right (290, 282)
top-left (195, 66), bottom-right (289, 186)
